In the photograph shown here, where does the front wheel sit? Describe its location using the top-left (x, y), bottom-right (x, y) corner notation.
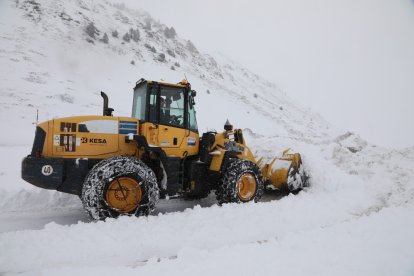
top-left (217, 159), bottom-right (264, 204)
top-left (81, 156), bottom-right (159, 220)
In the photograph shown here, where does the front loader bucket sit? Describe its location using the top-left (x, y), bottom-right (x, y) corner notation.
top-left (258, 149), bottom-right (309, 192)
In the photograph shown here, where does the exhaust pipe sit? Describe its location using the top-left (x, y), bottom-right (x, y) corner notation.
top-left (101, 91), bottom-right (114, 116)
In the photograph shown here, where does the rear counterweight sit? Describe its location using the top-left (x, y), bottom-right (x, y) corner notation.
top-left (21, 156), bottom-right (95, 196)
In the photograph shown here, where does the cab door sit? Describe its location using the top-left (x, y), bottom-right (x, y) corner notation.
top-left (157, 86), bottom-right (186, 152)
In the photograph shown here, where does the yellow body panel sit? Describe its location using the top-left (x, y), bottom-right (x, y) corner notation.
top-left (40, 116), bottom-right (138, 159)
top-left (209, 130), bottom-right (256, 172)
top-left (157, 125), bottom-right (186, 148)
top-left (39, 116), bottom-right (199, 160)
top-left (140, 122), bottom-right (158, 146)
top-left (209, 148), bottom-right (226, 171)
top-left (162, 130), bottom-right (199, 157)
top-left (237, 144), bottom-right (256, 163)
top-left (140, 122), bottom-right (199, 158)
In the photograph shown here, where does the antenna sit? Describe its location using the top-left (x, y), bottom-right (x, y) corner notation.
top-left (184, 73), bottom-right (188, 82)
top-left (33, 109), bottom-right (39, 125)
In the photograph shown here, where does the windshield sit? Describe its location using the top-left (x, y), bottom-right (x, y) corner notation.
top-left (131, 83), bottom-right (196, 130)
top-left (132, 83), bottom-right (147, 120)
top-left (160, 86), bottom-right (185, 128)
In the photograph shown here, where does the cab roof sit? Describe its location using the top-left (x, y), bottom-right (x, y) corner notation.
top-left (135, 78), bottom-right (189, 89)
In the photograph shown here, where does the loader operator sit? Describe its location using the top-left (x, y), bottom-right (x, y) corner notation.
top-left (160, 96), bottom-right (183, 127)
top-left (149, 97), bottom-right (174, 125)
top-left (160, 97), bottom-right (173, 125)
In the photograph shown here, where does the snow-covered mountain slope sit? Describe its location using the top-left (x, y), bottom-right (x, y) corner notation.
top-left (0, 0), bottom-right (335, 145)
top-left (0, 0), bottom-right (413, 275)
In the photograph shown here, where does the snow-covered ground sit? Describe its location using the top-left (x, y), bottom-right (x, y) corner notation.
top-left (0, 0), bottom-right (413, 275)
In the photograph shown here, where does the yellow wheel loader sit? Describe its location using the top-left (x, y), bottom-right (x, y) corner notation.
top-left (21, 79), bottom-right (309, 220)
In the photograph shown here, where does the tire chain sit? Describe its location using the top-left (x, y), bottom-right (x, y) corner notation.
top-left (216, 158), bottom-right (264, 204)
top-left (81, 156), bottom-right (159, 220)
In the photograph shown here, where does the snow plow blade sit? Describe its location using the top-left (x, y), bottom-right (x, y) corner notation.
top-left (258, 149), bottom-right (309, 192)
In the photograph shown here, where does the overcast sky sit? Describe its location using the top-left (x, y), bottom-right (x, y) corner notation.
top-left (119, 0), bottom-right (414, 148)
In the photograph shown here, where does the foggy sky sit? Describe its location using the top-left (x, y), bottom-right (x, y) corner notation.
top-left (119, 0), bottom-right (414, 148)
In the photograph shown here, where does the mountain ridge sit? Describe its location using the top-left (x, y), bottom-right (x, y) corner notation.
top-left (0, 0), bottom-right (337, 146)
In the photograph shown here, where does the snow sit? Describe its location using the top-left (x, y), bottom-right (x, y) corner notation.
top-left (0, 0), bottom-right (414, 275)
top-left (34, 205), bottom-right (414, 276)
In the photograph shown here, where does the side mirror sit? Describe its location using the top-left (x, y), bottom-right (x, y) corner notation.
top-left (191, 90), bottom-right (197, 97)
top-left (189, 96), bottom-right (196, 109)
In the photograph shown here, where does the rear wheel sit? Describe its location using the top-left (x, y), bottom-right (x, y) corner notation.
top-left (217, 159), bottom-right (264, 204)
top-left (81, 156), bottom-right (159, 220)
top-left (105, 177), bottom-right (142, 213)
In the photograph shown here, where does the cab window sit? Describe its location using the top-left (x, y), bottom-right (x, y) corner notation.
top-left (132, 84), bottom-right (147, 120)
top-left (148, 86), bottom-right (157, 123)
top-left (160, 86), bottom-right (184, 128)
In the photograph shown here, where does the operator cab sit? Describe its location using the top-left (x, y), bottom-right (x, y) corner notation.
top-left (132, 79), bottom-right (198, 132)
top-left (131, 79), bottom-right (199, 157)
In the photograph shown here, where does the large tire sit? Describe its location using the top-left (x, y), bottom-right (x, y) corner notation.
top-left (216, 159), bottom-right (264, 204)
top-left (81, 156), bottom-right (159, 220)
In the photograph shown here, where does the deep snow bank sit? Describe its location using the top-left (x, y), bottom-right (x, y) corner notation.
top-left (34, 205), bottom-right (414, 276)
top-left (1, 133), bottom-right (413, 274)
